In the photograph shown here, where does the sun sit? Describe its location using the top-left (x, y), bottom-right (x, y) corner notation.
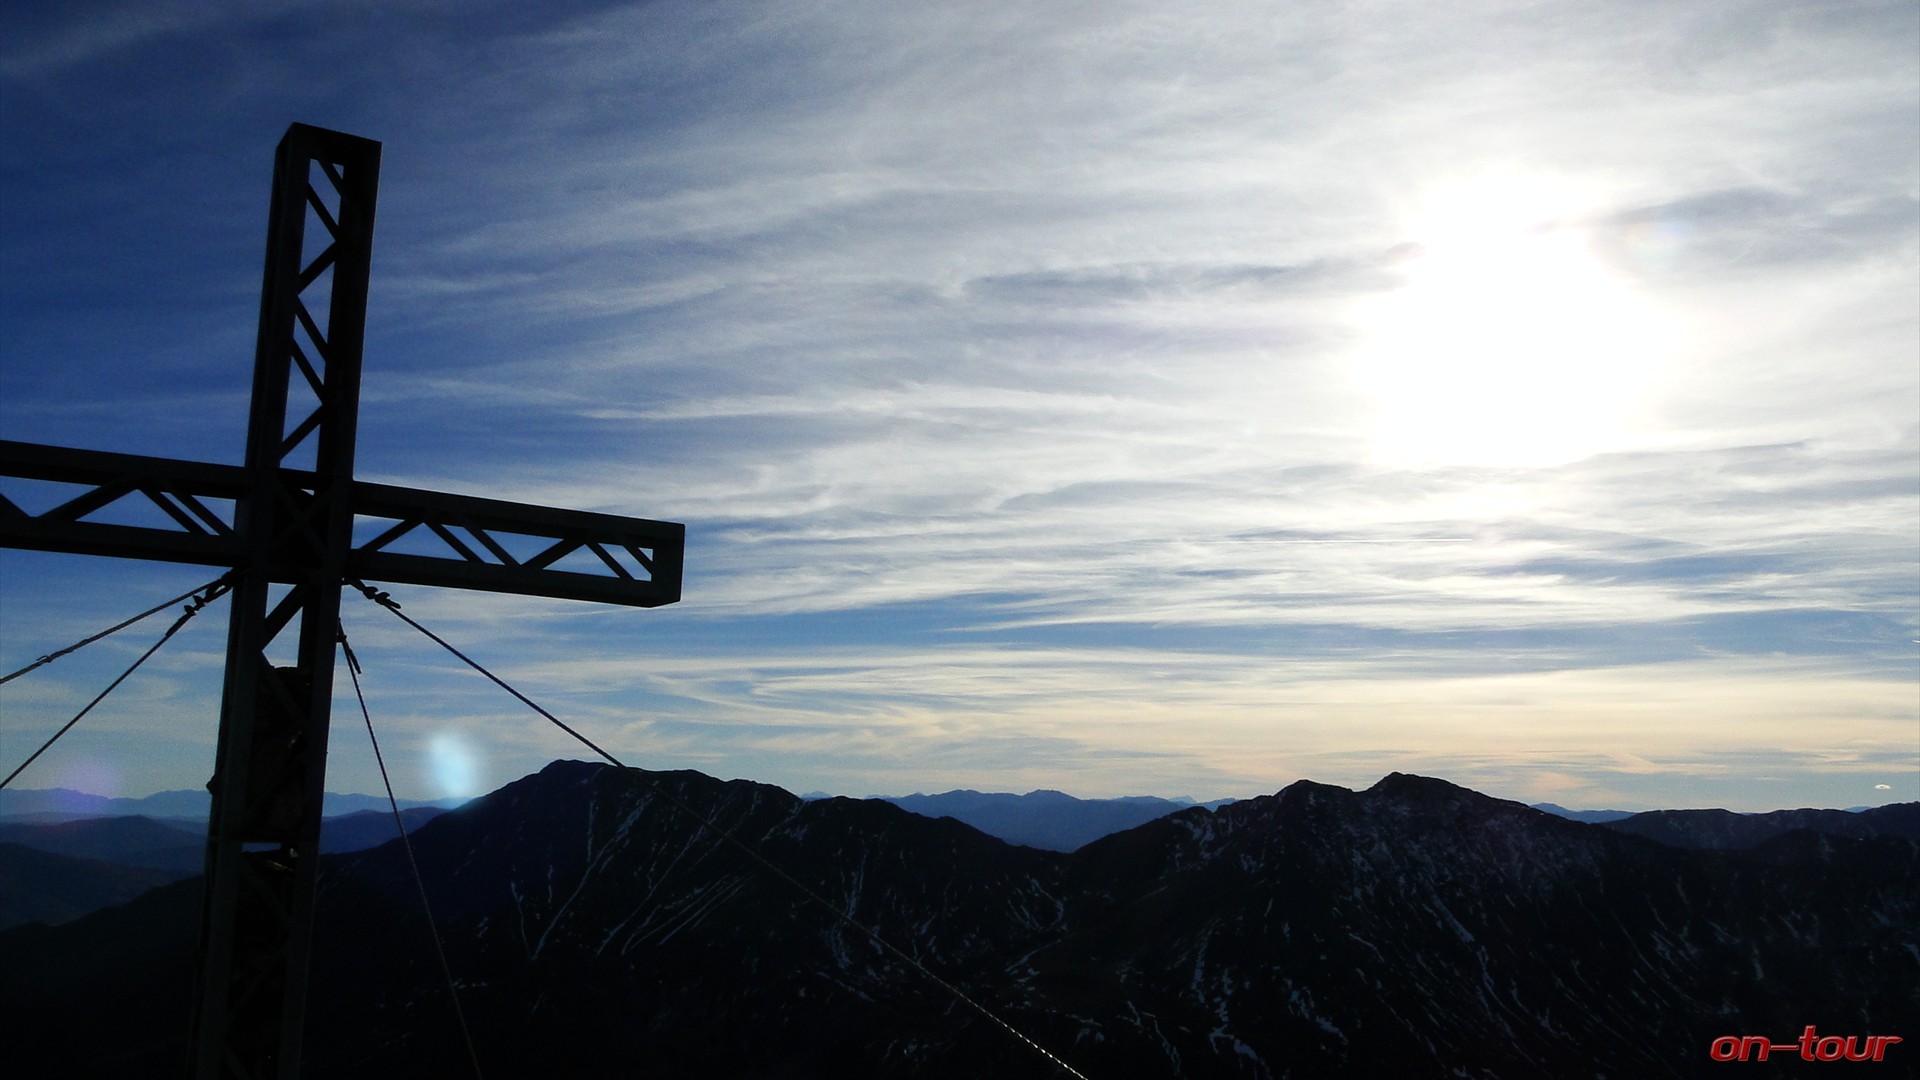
top-left (1350, 176), bottom-right (1673, 468)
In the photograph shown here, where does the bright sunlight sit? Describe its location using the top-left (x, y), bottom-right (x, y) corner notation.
top-left (1352, 177), bottom-right (1674, 468)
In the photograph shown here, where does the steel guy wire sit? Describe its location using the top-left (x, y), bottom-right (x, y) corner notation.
top-left (1, 577), bottom-right (231, 790)
top-left (338, 625), bottom-right (485, 1080)
top-left (347, 578), bottom-right (1093, 1080)
top-left (1, 572), bottom-right (234, 686)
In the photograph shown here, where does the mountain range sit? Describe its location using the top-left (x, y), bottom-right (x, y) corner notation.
top-left (0, 807), bottom-right (446, 930)
top-left (0, 786), bottom-right (462, 823)
top-left (867, 788), bottom-right (1237, 852)
top-left (0, 760), bottom-right (1912, 1078)
top-left (865, 789), bottom-right (1913, 854)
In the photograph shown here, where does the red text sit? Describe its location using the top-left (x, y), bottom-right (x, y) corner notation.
top-left (1711, 1026), bottom-right (1903, 1063)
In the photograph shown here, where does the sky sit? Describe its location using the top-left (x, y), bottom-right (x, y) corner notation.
top-left (0, 0), bottom-right (1915, 812)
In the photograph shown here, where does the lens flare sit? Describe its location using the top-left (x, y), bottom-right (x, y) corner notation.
top-left (425, 731), bottom-right (487, 800)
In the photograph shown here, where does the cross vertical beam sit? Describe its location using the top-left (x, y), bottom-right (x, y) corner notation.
top-left (0, 122), bottom-right (684, 1076)
top-left (190, 124), bottom-right (380, 1080)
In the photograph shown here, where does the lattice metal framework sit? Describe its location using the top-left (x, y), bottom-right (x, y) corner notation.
top-left (193, 122), bottom-right (381, 1080)
top-left (0, 124), bottom-right (684, 1079)
top-left (0, 440), bottom-right (684, 607)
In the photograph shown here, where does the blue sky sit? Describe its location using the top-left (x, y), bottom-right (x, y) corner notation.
top-left (1, 0), bottom-right (1915, 811)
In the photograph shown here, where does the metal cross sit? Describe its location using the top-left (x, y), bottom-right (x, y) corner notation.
top-left (0, 124), bottom-right (685, 1078)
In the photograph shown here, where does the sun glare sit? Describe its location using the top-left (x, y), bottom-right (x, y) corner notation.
top-left (425, 730), bottom-right (487, 799)
top-left (1352, 177), bottom-right (1673, 467)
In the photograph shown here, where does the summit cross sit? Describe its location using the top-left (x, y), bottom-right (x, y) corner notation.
top-left (0, 124), bottom-right (685, 1079)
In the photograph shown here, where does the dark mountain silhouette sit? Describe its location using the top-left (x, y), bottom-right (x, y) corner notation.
top-left (0, 814), bottom-right (203, 872)
top-left (0, 873), bottom-right (204, 1076)
top-left (878, 788), bottom-right (1235, 851)
top-left (0, 807), bottom-right (447, 865)
top-left (1601, 803), bottom-right (1920, 849)
top-left (0, 761), bottom-right (1912, 1078)
top-left (0, 809), bottom-right (445, 927)
top-left (0, 817), bottom-right (205, 930)
top-left (0, 843), bottom-right (188, 930)
top-left (312, 806), bottom-right (448, 853)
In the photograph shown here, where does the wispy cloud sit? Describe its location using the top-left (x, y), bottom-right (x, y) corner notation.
top-left (1, 0), bottom-right (1913, 808)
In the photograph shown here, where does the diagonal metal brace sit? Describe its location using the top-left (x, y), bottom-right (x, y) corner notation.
top-left (0, 439), bottom-right (684, 608)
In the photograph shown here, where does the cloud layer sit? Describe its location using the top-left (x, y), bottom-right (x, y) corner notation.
top-left (1, 0), bottom-right (1914, 808)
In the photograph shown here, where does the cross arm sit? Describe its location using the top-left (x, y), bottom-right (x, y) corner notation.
top-left (0, 438), bottom-right (246, 566)
top-left (0, 439), bottom-right (683, 608)
top-left (350, 480), bottom-right (683, 607)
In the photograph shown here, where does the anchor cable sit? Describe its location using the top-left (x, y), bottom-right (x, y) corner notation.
top-left (346, 582), bottom-right (625, 768)
top-left (348, 579), bottom-right (1092, 1080)
top-left (1, 576), bottom-right (231, 790)
top-left (1, 572), bottom-right (234, 686)
top-left (337, 626), bottom-right (485, 1080)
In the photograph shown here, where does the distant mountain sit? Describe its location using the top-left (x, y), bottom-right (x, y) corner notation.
top-left (879, 788), bottom-right (1235, 851)
top-left (0, 816), bottom-right (203, 873)
top-left (1601, 804), bottom-right (1920, 849)
top-left (2, 761), bottom-right (1912, 1078)
top-left (0, 809), bottom-right (446, 866)
top-left (0, 786), bottom-right (464, 824)
top-left (0, 809), bottom-right (446, 928)
top-left (1529, 801), bottom-right (1637, 823)
top-left (0, 787), bottom-right (211, 822)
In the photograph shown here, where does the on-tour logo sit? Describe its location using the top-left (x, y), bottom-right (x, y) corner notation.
top-left (1711, 1026), bottom-right (1903, 1063)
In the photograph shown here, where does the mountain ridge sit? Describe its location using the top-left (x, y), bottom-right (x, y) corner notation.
top-left (0, 786), bottom-right (467, 822)
top-left (874, 786), bottom-right (1237, 852)
top-left (2, 759), bottom-right (1911, 1078)
top-left (0, 808), bottom-right (447, 928)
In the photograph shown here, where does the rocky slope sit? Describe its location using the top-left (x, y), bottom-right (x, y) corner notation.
top-left (2, 761), bottom-right (1912, 1079)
